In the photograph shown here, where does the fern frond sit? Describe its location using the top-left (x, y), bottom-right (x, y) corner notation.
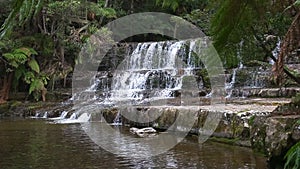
top-left (28, 58), bottom-right (40, 73)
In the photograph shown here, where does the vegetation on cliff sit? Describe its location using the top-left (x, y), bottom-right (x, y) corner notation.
top-left (0, 0), bottom-right (299, 103)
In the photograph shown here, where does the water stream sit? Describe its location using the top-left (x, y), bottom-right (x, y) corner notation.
top-left (0, 119), bottom-right (268, 169)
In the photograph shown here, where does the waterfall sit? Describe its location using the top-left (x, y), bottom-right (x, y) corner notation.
top-left (53, 112), bottom-right (91, 124)
top-left (271, 38), bottom-right (281, 65)
top-left (60, 111), bottom-right (68, 119)
top-left (49, 111), bottom-right (69, 120)
top-left (70, 76), bottom-right (100, 102)
top-left (69, 113), bottom-right (77, 120)
top-left (106, 39), bottom-right (204, 105)
top-left (225, 68), bottom-right (237, 98)
top-left (42, 112), bottom-right (48, 118)
top-left (112, 111), bottom-right (122, 126)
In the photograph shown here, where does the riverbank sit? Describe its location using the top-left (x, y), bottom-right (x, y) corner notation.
top-left (0, 96), bottom-right (299, 168)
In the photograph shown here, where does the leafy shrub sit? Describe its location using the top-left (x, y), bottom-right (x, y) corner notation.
top-left (2, 47), bottom-right (49, 101)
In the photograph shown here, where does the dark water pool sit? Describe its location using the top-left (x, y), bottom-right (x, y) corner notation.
top-left (0, 119), bottom-right (267, 169)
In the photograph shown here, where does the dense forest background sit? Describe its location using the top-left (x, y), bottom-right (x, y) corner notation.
top-left (0, 0), bottom-right (299, 103)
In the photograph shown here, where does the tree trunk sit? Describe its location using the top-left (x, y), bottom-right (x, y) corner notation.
top-left (274, 10), bottom-right (300, 85)
top-left (0, 73), bottom-right (13, 104)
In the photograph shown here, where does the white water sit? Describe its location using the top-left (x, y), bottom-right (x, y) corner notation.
top-left (69, 113), bottom-right (77, 120)
top-left (225, 68), bottom-right (237, 98)
top-left (271, 38), bottom-right (281, 65)
top-left (54, 113), bottom-right (91, 124)
top-left (49, 111), bottom-right (69, 120)
top-left (107, 40), bottom-right (204, 104)
top-left (48, 40), bottom-right (207, 123)
top-left (42, 112), bottom-right (48, 118)
top-left (112, 111), bottom-right (122, 126)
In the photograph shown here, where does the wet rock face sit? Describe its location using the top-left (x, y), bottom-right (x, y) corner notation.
top-left (250, 115), bottom-right (300, 167)
top-left (250, 116), bottom-right (268, 154)
top-left (100, 104), bottom-right (277, 146)
top-left (264, 116), bottom-right (299, 157)
top-left (213, 112), bottom-right (250, 139)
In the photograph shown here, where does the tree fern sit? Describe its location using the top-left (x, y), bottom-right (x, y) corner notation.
top-left (28, 59), bottom-right (40, 73)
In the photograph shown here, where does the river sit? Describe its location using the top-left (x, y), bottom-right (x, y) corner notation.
top-left (0, 118), bottom-right (267, 169)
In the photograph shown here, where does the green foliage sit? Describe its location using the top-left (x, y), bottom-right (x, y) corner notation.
top-left (27, 73), bottom-right (48, 94)
top-left (47, 0), bottom-right (82, 16)
top-left (248, 115), bottom-right (256, 126)
top-left (3, 47), bottom-right (37, 69)
top-left (156, 0), bottom-right (180, 11)
top-left (210, 0), bottom-right (293, 68)
top-left (76, 27), bottom-right (114, 64)
top-left (291, 93), bottom-right (300, 106)
top-left (285, 0), bottom-right (300, 11)
top-left (156, 0), bottom-right (209, 14)
top-left (89, 3), bottom-right (117, 18)
top-left (0, 0), bottom-right (44, 38)
top-left (284, 141), bottom-right (300, 169)
top-left (28, 59), bottom-right (40, 73)
top-left (2, 46), bottom-right (48, 100)
top-left (19, 34), bottom-right (55, 58)
top-left (183, 8), bottom-right (212, 34)
top-left (197, 69), bottom-right (211, 89)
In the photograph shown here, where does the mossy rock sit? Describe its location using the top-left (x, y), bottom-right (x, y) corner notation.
top-left (291, 93), bottom-right (300, 106)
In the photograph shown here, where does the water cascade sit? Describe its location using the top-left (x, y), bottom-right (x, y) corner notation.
top-left (112, 111), bottom-right (122, 125)
top-left (97, 39), bottom-right (208, 106)
top-left (225, 68), bottom-right (238, 98)
top-left (42, 112), bottom-right (48, 118)
top-left (50, 111), bottom-right (69, 120)
top-left (50, 38), bottom-right (284, 121)
top-left (69, 113), bottom-right (77, 120)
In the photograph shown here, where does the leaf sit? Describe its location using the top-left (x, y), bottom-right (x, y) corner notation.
top-left (28, 58), bottom-right (40, 73)
top-left (14, 65), bottom-right (26, 81)
top-left (285, 0), bottom-right (300, 12)
top-left (10, 61), bottom-right (19, 68)
top-left (24, 71), bottom-right (35, 83)
top-left (15, 47), bottom-right (31, 56)
top-left (29, 79), bottom-right (44, 94)
top-left (28, 48), bottom-right (38, 55)
top-left (3, 53), bottom-right (14, 60)
top-left (0, 0), bottom-right (24, 38)
top-left (0, 0), bottom-right (43, 39)
top-left (14, 53), bottom-right (28, 64)
top-left (284, 142), bottom-right (300, 169)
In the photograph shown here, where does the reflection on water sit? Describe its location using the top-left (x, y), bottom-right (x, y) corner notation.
top-left (0, 119), bottom-right (267, 169)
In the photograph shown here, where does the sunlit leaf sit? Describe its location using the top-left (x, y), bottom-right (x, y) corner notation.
top-left (28, 58), bottom-right (40, 73)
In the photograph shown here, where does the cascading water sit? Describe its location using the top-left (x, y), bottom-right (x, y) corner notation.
top-left (104, 40), bottom-right (205, 105)
top-left (42, 112), bottom-right (48, 118)
top-left (225, 68), bottom-right (237, 98)
top-left (50, 111), bottom-right (69, 120)
top-left (69, 113), bottom-right (77, 120)
top-left (112, 111), bottom-right (122, 126)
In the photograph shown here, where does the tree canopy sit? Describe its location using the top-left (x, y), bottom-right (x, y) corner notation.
top-left (0, 0), bottom-right (299, 103)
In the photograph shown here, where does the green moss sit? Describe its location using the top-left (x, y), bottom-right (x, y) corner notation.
top-left (10, 101), bottom-right (21, 107)
top-left (291, 93), bottom-right (300, 106)
top-left (197, 69), bottom-right (211, 88)
top-left (27, 102), bottom-right (44, 110)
